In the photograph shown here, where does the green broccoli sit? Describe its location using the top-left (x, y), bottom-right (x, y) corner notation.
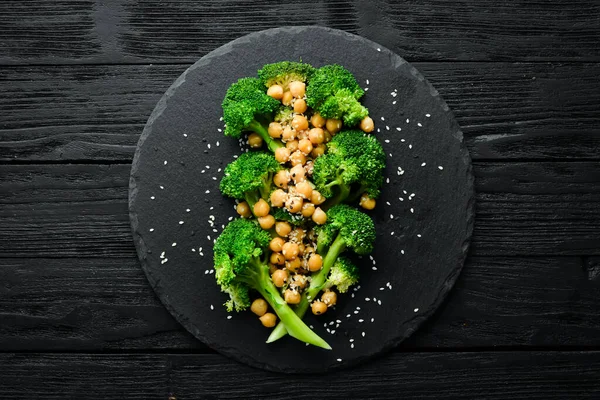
top-left (266, 205), bottom-right (375, 343)
top-left (222, 77), bottom-right (284, 152)
top-left (219, 152), bottom-right (280, 211)
top-left (306, 64), bottom-right (369, 126)
top-left (214, 218), bottom-right (331, 350)
top-left (327, 256), bottom-right (360, 294)
top-left (312, 130), bottom-right (386, 207)
top-left (258, 61), bottom-right (315, 90)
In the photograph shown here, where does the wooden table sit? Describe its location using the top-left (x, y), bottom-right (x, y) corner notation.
top-left (1, 1), bottom-right (599, 398)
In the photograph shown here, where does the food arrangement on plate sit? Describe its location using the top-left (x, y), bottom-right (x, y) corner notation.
top-left (214, 61), bottom-right (386, 349)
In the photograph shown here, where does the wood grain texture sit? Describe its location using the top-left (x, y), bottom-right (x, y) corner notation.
top-left (1, 63), bottom-right (599, 162)
top-left (1, 0), bottom-right (599, 64)
top-left (0, 352), bottom-right (598, 399)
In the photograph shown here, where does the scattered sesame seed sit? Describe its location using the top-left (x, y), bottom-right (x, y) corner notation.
top-left (380, 287), bottom-right (385, 291)
top-left (179, 221), bottom-right (184, 225)
top-left (401, 250), bottom-right (405, 255)
top-left (149, 228), bottom-right (154, 232)
top-left (390, 214), bottom-right (394, 219)
top-left (364, 87), bottom-right (369, 91)
top-left (351, 343), bottom-right (354, 348)
top-left (366, 79), bottom-right (369, 85)
top-left (417, 234), bottom-right (422, 238)
top-left (362, 332), bottom-right (366, 337)
top-left (354, 310), bottom-right (359, 314)
top-left (409, 144), bottom-right (413, 149)
top-left (150, 196), bottom-right (155, 200)
top-left (216, 141), bottom-right (220, 146)
top-left (386, 125), bottom-right (390, 130)
top-left (386, 201), bottom-right (391, 206)
top-left (372, 266), bottom-right (377, 271)
top-left (414, 308), bottom-right (419, 313)
top-left (377, 300), bottom-right (382, 305)
top-left (186, 208), bottom-right (191, 212)
top-left (377, 47), bottom-right (381, 51)
top-left (392, 101), bottom-right (397, 105)
top-left (389, 153), bottom-right (393, 157)
top-left (227, 315), bottom-right (232, 319)
top-left (426, 113), bottom-right (431, 118)
top-left (391, 232), bottom-right (394, 236)
top-left (438, 166), bottom-right (444, 170)
top-left (164, 160), bottom-right (168, 165)
top-left (377, 128), bottom-right (380, 132)
top-left (396, 127), bottom-right (401, 131)
top-left (403, 190), bottom-right (408, 194)
top-left (410, 208), bottom-right (414, 213)
top-left (160, 185), bottom-right (164, 190)
top-left (365, 298), bottom-right (370, 301)
top-left (207, 235), bottom-right (211, 240)
top-left (399, 197), bottom-right (404, 201)
top-left (417, 122), bottom-right (422, 127)
top-left (183, 134), bottom-right (188, 137)
top-left (205, 190), bottom-right (210, 194)
top-left (161, 258), bottom-right (168, 264)
top-left (346, 314), bottom-right (351, 318)
top-left (337, 358), bottom-right (343, 362)
top-left (380, 116), bottom-right (385, 121)
top-left (384, 139), bottom-right (390, 143)
top-left (371, 318), bottom-right (375, 322)
top-left (160, 251), bottom-right (165, 259)
top-left (406, 118), bottom-right (410, 123)
top-left (358, 319), bottom-right (364, 323)
top-left (386, 177), bottom-right (390, 184)
top-left (421, 162), bottom-right (426, 167)
top-left (401, 138), bottom-right (405, 142)
top-left (172, 242), bottom-right (177, 247)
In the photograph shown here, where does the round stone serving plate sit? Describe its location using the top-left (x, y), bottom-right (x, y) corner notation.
top-left (129, 26), bottom-right (474, 373)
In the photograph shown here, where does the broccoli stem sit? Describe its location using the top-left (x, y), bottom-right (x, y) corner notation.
top-left (252, 260), bottom-right (332, 350)
top-left (322, 182), bottom-right (351, 210)
top-left (244, 191), bottom-right (260, 211)
top-left (248, 120), bottom-right (284, 153)
top-left (266, 234), bottom-right (347, 343)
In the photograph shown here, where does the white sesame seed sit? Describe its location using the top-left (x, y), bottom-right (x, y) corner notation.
top-left (390, 214), bottom-right (394, 219)
top-left (337, 358), bottom-right (342, 362)
top-left (399, 197), bottom-right (404, 201)
top-left (410, 208), bottom-right (414, 213)
top-left (377, 300), bottom-right (382, 305)
top-left (207, 235), bottom-right (211, 240)
top-left (346, 314), bottom-right (351, 318)
top-left (362, 332), bottom-right (366, 337)
top-left (227, 315), bottom-right (232, 319)
top-left (389, 153), bottom-right (393, 157)
top-left (384, 139), bottom-right (390, 144)
top-left (205, 190), bottom-right (210, 194)
top-left (172, 242), bottom-right (177, 247)
top-left (406, 118), bottom-right (410, 123)
top-left (364, 87), bottom-right (369, 91)
top-left (438, 166), bottom-right (444, 170)
top-left (391, 232), bottom-right (394, 235)
top-left (403, 190), bottom-right (407, 194)
top-left (371, 318), bottom-right (375, 322)
top-left (354, 310), bottom-right (359, 314)
top-left (365, 298), bottom-right (370, 301)
top-left (160, 185), bottom-right (164, 190)
top-left (377, 48), bottom-right (381, 51)
top-left (401, 250), bottom-right (405, 254)
top-left (160, 251), bottom-right (165, 258)
top-left (149, 228), bottom-right (154, 232)
top-left (417, 234), bottom-right (422, 238)
top-left (377, 128), bottom-right (380, 132)
top-left (392, 101), bottom-right (397, 105)
top-left (396, 127), bottom-right (401, 131)
top-left (409, 144), bottom-right (413, 149)
top-left (386, 126), bottom-right (390, 130)
top-left (358, 319), bottom-right (364, 322)
top-left (161, 258), bottom-right (168, 264)
top-left (366, 79), bottom-right (369, 85)
top-left (380, 116), bottom-right (385, 121)
top-left (414, 308), bottom-right (419, 312)
top-left (386, 177), bottom-right (390, 183)
top-left (386, 201), bottom-right (391, 206)
top-left (183, 134), bottom-right (188, 137)
top-left (421, 162), bottom-right (426, 167)
top-left (400, 138), bottom-right (405, 142)
top-left (164, 160), bottom-right (168, 165)
top-left (150, 196), bottom-right (155, 200)
top-left (351, 343), bottom-right (354, 348)
top-left (417, 123), bottom-right (422, 127)
top-left (380, 287), bottom-right (385, 291)
top-left (372, 266), bottom-right (377, 271)
top-left (426, 114), bottom-right (431, 117)
top-left (186, 208), bottom-right (191, 212)
top-left (179, 221), bottom-right (184, 225)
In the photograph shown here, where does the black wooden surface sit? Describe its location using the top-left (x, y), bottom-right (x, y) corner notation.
top-left (1, 0), bottom-right (599, 398)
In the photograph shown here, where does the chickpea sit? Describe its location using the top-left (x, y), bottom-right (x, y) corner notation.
top-left (284, 289), bottom-right (301, 304)
top-left (267, 84), bottom-right (284, 100)
top-left (275, 221), bottom-right (292, 237)
top-left (359, 194), bottom-right (376, 210)
top-left (259, 312), bottom-right (277, 328)
top-left (297, 243), bottom-right (305, 256)
top-left (282, 242), bottom-right (299, 260)
top-left (285, 257), bottom-right (302, 273)
top-left (312, 207), bottom-right (327, 225)
top-left (258, 214), bottom-right (275, 230)
top-left (270, 189), bottom-right (287, 208)
top-left (307, 253), bottom-right (323, 272)
top-left (311, 300), bottom-right (328, 315)
top-left (248, 133), bottom-right (263, 148)
top-left (301, 202), bottom-right (315, 217)
top-left (321, 290), bottom-right (338, 306)
top-left (286, 139), bottom-right (299, 153)
top-left (323, 130), bottom-right (332, 143)
top-left (285, 195), bottom-right (303, 214)
top-left (298, 138), bottom-right (313, 155)
top-left (296, 129), bottom-right (307, 141)
top-left (289, 150), bottom-right (306, 166)
top-left (270, 252), bottom-right (285, 266)
top-left (360, 116), bottom-right (374, 133)
top-left (293, 98), bottom-right (307, 114)
top-left (274, 147), bottom-right (290, 164)
top-left (273, 170), bottom-right (290, 189)
top-left (289, 81), bottom-right (306, 98)
top-left (292, 115), bottom-right (309, 131)
top-left (271, 269), bottom-right (288, 287)
top-left (290, 227), bottom-right (306, 242)
top-left (250, 298), bottom-right (268, 316)
top-left (253, 198), bottom-right (270, 217)
top-left (236, 201), bottom-right (251, 218)
top-left (326, 118), bottom-right (342, 134)
top-left (282, 126), bottom-right (296, 142)
top-left (282, 91), bottom-right (293, 106)
top-left (310, 144), bottom-right (326, 158)
top-left (269, 237), bottom-right (285, 253)
top-left (268, 122), bottom-right (283, 138)
top-left (310, 113), bottom-right (326, 128)
top-left (289, 164), bottom-right (305, 184)
top-left (291, 274), bottom-right (308, 290)
top-left (269, 263), bottom-right (278, 275)
top-left (295, 180), bottom-right (313, 199)
top-left (311, 190), bottom-right (326, 205)
top-left (308, 128), bottom-right (325, 145)
top-left (304, 245), bottom-right (315, 255)
top-left (304, 160), bottom-right (314, 176)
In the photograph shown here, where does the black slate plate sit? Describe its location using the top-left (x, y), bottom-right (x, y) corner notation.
top-left (129, 26), bottom-right (474, 373)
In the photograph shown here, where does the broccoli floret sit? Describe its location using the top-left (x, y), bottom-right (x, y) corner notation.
top-left (267, 205), bottom-right (375, 343)
top-left (219, 152), bottom-right (280, 211)
top-left (273, 106), bottom-right (294, 125)
top-left (306, 64), bottom-right (369, 126)
top-left (258, 61), bottom-right (315, 90)
top-left (312, 130), bottom-right (385, 207)
top-left (214, 218), bottom-right (331, 350)
top-left (327, 257), bottom-right (359, 293)
top-left (222, 77), bottom-right (283, 152)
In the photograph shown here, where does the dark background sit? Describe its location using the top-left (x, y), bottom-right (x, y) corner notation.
top-left (0, 1), bottom-right (599, 398)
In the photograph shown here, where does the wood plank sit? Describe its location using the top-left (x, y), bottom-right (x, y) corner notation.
top-left (1, 63), bottom-right (599, 162)
top-left (1, 0), bottom-right (599, 64)
top-left (0, 352), bottom-right (598, 399)
top-left (1, 162), bottom-right (599, 258)
top-left (1, 256), bottom-right (598, 351)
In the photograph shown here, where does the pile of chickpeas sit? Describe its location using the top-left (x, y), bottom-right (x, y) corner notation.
top-left (237, 80), bottom-right (376, 328)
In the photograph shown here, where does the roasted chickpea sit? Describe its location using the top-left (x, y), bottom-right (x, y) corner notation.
top-left (273, 170), bottom-right (290, 189)
top-left (274, 147), bottom-right (290, 164)
top-left (293, 98), bottom-right (307, 114)
top-left (282, 242), bottom-right (299, 260)
top-left (282, 126), bottom-right (296, 142)
top-left (270, 189), bottom-right (287, 208)
top-left (292, 115), bottom-right (309, 131)
top-left (307, 253), bottom-right (323, 272)
top-left (259, 312), bottom-right (277, 328)
top-left (253, 198), bottom-right (270, 217)
top-left (284, 289), bottom-right (301, 304)
top-left (258, 214), bottom-right (275, 230)
top-left (289, 164), bottom-right (305, 184)
top-left (298, 138), bottom-right (313, 155)
top-left (311, 190), bottom-right (326, 205)
top-left (251, 298), bottom-right (268, 316)
top-left (248, 133), bottom-right (263, 148)
top-left (282, 91), bottom-right (293, 106)
top-left (359, 194), bottom-right (376, 210)
top-left (268, 122), bottom-right (283, 138)
top-left (271, 269), bottom-right (288, 287)
top-left (269, 237), bottom-right (285, 252)
top-left (285, 257), bottom-right (302, 273)
top-left (289, 150), bottom-right (306, 166)
top-left (267, 84), bottom-right (284, 100)
top-left (236, 201), bottom-right (251, 218)
top-left (285, 195), bottom-right (303, 214)
top-left (310, 113), bottom-right (326, 128)
top-left (326, 118), bottom-right (342, 134)
top-left (311, 300), bottom-right (327, 315)
top-left (295, 180), bottom-right (313, 199)
top-left (310, 144), bottom-right (326, 158)
top-left (270, 252), bottom-right (285, 266)
top-left (275, 221), bottom-right (292, 237)
top-left (321, 290), bottom-right (338, 306)
top-left (312, 207), bottom-right (327, 225)
top-left (301, 202), bottom-right (315, 217)
top-left (285, 139), bottom-right (299, 153)
top-left (323, 130), bottom-right (332, 143)
top-left (308, 128), bottom-right (325, 145)
top-left (360, 116), bottom-right (374, 133)
top-left (289, 81), bottom-right (306, 98)
top-left (290, 227), bottom-right (305, 242)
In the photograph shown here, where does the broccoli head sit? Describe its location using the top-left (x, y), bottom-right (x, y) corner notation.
top-left (328, 256), bottom-right (360, 293)
top-left (258, 61), bottom-right (315, 90)
top-left (306, 64), bottom-right (369, 126)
